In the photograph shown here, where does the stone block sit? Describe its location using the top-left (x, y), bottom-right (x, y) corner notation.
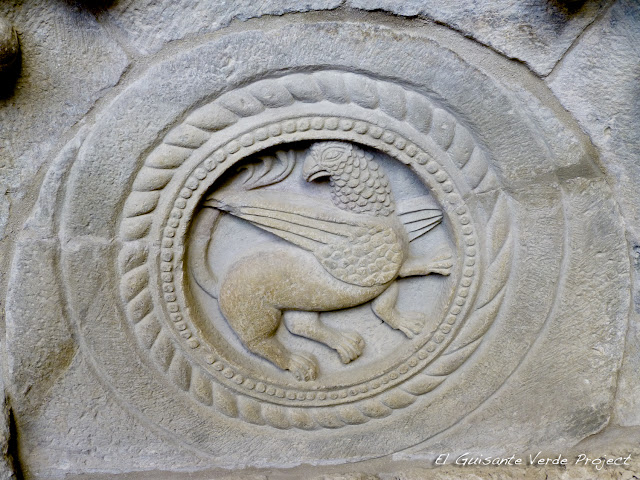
top-left (1, 2), bottom-right (638, 478)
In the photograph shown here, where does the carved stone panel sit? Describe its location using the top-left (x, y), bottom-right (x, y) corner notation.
top-left (106, 66), bottom-right (524, 435)
top-left (4, 16), bottom-right (632, 476)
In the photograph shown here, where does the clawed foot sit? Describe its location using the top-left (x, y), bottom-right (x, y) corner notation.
top-left (394, 311), bottom-right (426, 339)
top-left (333, 331), bottom-right (365, 364)
top-left (287, 352), bottom-right (318, 381)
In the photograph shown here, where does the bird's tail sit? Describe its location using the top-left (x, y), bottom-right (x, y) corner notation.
top-left (396, 195), bottom-right (443, 242)
top-left (189, 207), bottom-right (221, 299)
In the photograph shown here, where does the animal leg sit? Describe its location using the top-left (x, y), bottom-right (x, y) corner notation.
top-left (245, 335), bottom-right (318, 382)
top-left (399, 248), bottom-right (453, 278)
top-left (284, 311), bottom-right (364, 364)
top-left (371, 283), bottom-right (425, 338)
top-left (219, 278), bottom-right (318, 381)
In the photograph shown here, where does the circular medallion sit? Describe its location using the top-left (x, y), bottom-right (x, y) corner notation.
top-left (117, 71), bottom-right (512, 428)
top-left (38, 21), bottom-right (624, 464)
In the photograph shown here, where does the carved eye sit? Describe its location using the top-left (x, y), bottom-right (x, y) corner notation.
top-left (323, 148), bottom-right (343, 162)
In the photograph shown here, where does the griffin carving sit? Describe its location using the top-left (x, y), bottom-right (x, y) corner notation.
top-left (192, 142), bottom-right (452, 381)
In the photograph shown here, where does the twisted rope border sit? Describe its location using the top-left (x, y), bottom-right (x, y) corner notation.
top-left (117, 71), bottom-right (513, 429)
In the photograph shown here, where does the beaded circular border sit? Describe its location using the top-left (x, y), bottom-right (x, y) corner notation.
top-left (163, 117), bottom-right (477, 403)
top-left (117, 71), bottom-right (513, 428)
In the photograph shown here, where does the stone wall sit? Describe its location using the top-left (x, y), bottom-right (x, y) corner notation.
top-left (0, 1), bottom-right (638, 478)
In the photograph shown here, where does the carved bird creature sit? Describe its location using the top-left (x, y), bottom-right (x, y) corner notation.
top-left (195, 141), bottom-right (452, 381)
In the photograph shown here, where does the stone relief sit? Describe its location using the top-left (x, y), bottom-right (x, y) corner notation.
top-left (190, 141), bottom-right (452, 381)
top-left (114, 70), bottom-right (515, 429)
top-left (6, 17), bottom-right (631, 473)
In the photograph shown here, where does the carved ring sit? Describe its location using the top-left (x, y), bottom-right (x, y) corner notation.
top-left (118, 71), bottom-right (513, 429)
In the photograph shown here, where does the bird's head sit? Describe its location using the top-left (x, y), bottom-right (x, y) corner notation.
top-left (302, 141), bottom-right (395, 216)
top-left (302, 141), bottom-right (352, 182)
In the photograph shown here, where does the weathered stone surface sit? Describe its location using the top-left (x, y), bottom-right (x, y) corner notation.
top-left (5, 239), bottom-right (75, 415)
top-left (47, 432), bottom-right (640, 480)
top-left (96, 0), bottom-right (609, 75)
top-left (1, 1), bottom-right (639, 479)
top-left (101, 0), bottom-right (343, 54)
top-left (547, 0), bottom-right (640, 427)
top-left (400, 176), bottom-right (629, 460)
top-left (16, 354), bottom-right (209, 478)
top-left (349, 0), bottom-right (612, 76)
top-left (0, 0), bottom-right (129, 242)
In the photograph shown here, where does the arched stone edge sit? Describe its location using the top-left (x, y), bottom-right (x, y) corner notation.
top-left (116, 71), bottom-right (513, 430)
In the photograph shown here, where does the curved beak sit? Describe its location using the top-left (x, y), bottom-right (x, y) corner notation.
top-left (302, 154), bottom-right (329, 182)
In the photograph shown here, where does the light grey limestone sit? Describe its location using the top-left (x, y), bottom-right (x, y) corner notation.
top-left (1, 2), bottom-right (639, 479)
top-left (348, 0), bottom-right (612, 76)
top-left (400, 176), bottom-right (629, 461)
top-left (15, 354), bottom-right (210, 478)
top-left (0, 0), bottom-right (129, 242)
top-left (101, 0), bottom-right (344, 55)
top-left (5, 15), bottom-right (634, 477)
top-left (96, 0), bottom-right (609, 75)
top-left (546, 0), bottom-right (640, 427)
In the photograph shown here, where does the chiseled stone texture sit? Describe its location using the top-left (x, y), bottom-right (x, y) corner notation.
top-left (546, 0), bottom-right (640, 427)
top-left (98, 0), bottom-right (610, 74)
top-left (101, 0), bottom-right (344, 55)
top-left (51, 434), bottom-right (640, 480)
top-left (15, 353), bottom-right (210, 476)
top-left (348, 0), bottom-right (611, 75)
top-left (0, 1), bottom-right (639, 479)
top-left (0, 0), bottom-right (129, 242)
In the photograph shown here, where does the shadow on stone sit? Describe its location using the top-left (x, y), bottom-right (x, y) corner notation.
top-left (61, 0), bottom-right (116, 13)
top-left (0, 16), bottom-right (20, 99)
top-left (548, 0), bottom-right (590, 16)
top-left (0, 53), bottom-right (20, 101)
top-left (7, 409), bottom-right (23, 480)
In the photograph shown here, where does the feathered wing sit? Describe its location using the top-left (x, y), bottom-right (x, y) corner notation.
top-left (204, 190), bottom-right (403, 287)
top-left (396, 196), bottom-right (443, 241)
